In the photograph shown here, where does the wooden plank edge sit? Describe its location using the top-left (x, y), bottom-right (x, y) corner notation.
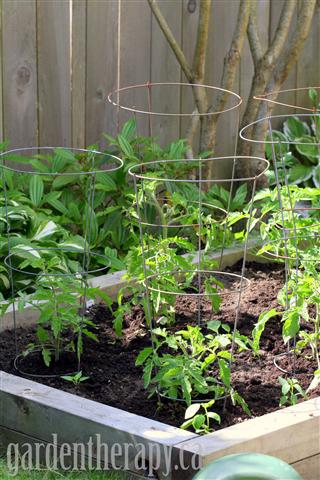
top-left (175, 396), bottom-right (320, 467)
top-left (0, 371), bottom-right (198, 479)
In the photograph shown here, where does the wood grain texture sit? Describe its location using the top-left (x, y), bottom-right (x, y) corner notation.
top-left (86, 0), bottom-right (118, 146)
top-left (178, 396), bottom-right (320, 465)
top-left (0, 2), bottom-right (3, 143)
top-left (208, 0), bottom-right (241, 161)
top-left (269, 0), bottom-right (297, 119)
top-left (0, 371), bottom-right (197, 478)
top-left (296, 0), bottom-right (320, 110)
top-left (119, 0), bottom-right (152, 137)
top-left (37, 0), bottom-right (71, 146)
top-left (180, 0), bottom-right (199, 145)
top-left (2, 0), bottom-right (37, 148)
top-left (150, 0), bottom-right (182, 146)
top-left (72, 0), bottom-right (86, 148)
top-left (292, 453), bottom-right (320, 480)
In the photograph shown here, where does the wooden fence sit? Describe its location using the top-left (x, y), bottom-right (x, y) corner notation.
top-left (0, 0), bottom-right (319, 151)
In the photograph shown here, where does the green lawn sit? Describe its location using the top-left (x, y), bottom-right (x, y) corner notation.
top-left (0, 458), bottom-right (129, 479)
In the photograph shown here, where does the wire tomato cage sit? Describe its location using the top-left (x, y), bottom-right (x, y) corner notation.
top-left (107, 81), bottom-right (271, 406)
top-left (240, 88), bottom-right (320, 378)
top-left (0, 147), bottom-right (123, 377)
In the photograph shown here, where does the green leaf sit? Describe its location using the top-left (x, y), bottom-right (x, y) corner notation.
top-left (143, 359), bottom-right (153, 388)
top-left (288, 164), bottom-right (313, 184)
top-left (283, 116), bottom-right (310, 140)
top-left (32, 221), bottom-right (58, 240)
top-left (192, 414), bottom-right (205, 430)
top-left (184, 403), bottom-right (201, 419)
top-left (44, 191), bottom-right (68, 214)
top-left (283, 308), bottom-right (300, 343)
top-left (104, 247), bottom-right (126, 270)
top-left (278, 376), bottom-right (290, 395)
top-left (207, 412), bottom-right (221, 423)
top-left (181, 377), bottom-right (192, 405)
top-left (42, 348), bottom-right (51, 367)
top-left (309, 88), bottom-right (318, 107)
top-left (312, 165), bottom-right (320, 188)
top-left (121, 118), bottom-right (136, 140)
top-left (295, 136), bottom-right (319, 162)
top-left (118, 134), bottom-right (135, 158)
top-left (252, 309), bottom-right (279, 352)
top-left (218, 359), bottom-right (230, 389)
top-left (95, 173), bottom-right (117, 191)
top-left (52, 174), bottom-right (79, 189)
top-left (51, 315), bottom-right (62, 339)
top-left (136, 347), bottom-right (153, 366)
top-left (12, 244), bottom-right (41, 259)
top-left (29, 175), bottom-right (44, 207)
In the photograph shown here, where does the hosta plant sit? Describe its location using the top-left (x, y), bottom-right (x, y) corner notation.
top-left (265, 88), bottom-right (320, 187)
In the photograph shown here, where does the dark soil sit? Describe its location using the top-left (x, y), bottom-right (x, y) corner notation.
top-left (0, 261), bottom-right (319, 431)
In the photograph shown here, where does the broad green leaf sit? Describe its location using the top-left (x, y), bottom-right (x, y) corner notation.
top-left (283, 116), bottom-right (310, 140)
top-left (45, 191), bottom-right (68, 214)
top-left (288, 164), bottom-right (313, 184)
top-left (52, 174), bottom-right (79, 189)
top-left (312, 165), bottom-right (320, 188)
top-left (32, 221), bottom-right (58, 240)
top-left (12, 244), bottom-right (41, 259)
top-left (29, 175), bottom-right (44, 206)
top-left (295, 136), bottom-right (319, 162)
top-left (95, 173), bottom-right (117, 191)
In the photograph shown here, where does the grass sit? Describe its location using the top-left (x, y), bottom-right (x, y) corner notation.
top-left (0, 458), bottom-right (129, 479)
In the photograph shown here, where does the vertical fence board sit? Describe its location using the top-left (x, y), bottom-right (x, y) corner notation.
top-left (37, 0), bottom-right (71, 146)
top-left (0, 0), bottom-right (318, 151)
top-left (296, 0), bottom-right (320, 109)
top-left (269, 0), bottom-right (297, 118)
top-left (2, 0), bottom-right (37, 148)
top-left (206, 0), bottom-right (241, 163)
top-left (0, 1), bottom-right (3, 144)
top-left (120, 0), bottom-right (152, 136)
top-left (180, 0), bottom-right (199, 146)
top-left (151, 0), bottom-right (182, 146)
top-left (86, 0), bottom-right (118, 146)
top-left (72, 0), bottom-right (86, 148)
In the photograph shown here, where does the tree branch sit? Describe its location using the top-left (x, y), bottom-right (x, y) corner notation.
top-left (147, 0), bottom-right (193, 82)
top-left (192, 0), bottom-right (211, 83)
top-left (274, 0), bottom-right (317, 86)
top-left (247, 1), bottom-right (262, 68)
top-left (266, 0), bottom-right (296, 65)
top-left (208, 0), bottom-right (250, 117)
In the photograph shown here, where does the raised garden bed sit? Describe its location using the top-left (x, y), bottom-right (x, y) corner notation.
top-left (0, 258), bottom-right (319, 479)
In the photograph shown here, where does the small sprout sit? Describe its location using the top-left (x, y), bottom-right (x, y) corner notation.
top-left (61, 371), bottom-right (90, 385)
